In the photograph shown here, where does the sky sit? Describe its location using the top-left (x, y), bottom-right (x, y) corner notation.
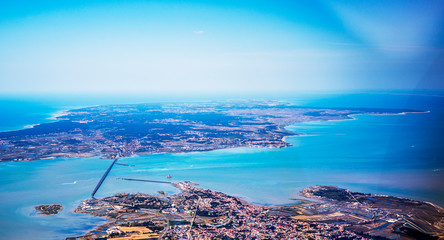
top-left (0, 0), bottom-right (444, 94)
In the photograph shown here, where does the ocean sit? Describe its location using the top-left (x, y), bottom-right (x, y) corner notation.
top-left (0, 91), bottom-right (443, 239)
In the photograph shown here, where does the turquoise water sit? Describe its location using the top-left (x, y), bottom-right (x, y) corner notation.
top-left (0, 92), bottom-right (443, 239)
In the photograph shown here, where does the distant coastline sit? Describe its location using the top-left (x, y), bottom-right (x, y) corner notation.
top-left (0, 101), bottom-right (427, 162)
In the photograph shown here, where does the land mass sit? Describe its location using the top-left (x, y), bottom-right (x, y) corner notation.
top-left (0, 100), bottom-right (423, 162)
top-left (35, 204), bottom-right (63, 215)
top-left (68, 183), bottom-right (443, 240)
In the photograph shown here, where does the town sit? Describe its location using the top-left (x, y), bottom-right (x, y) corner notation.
top-left (67, 182), bottom-right (443, 240)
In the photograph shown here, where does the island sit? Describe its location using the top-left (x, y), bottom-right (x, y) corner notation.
top-left (0, 100), bottom-right (424, 162)
top-left (67, 182), bottom-right (443, 240)
top-left (35, 204), bottom-right (63, 215)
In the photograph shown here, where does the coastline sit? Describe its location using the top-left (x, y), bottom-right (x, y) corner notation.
top-left (1, 143), bottom-right (441, 208)
top-left (48, 109), bottom-right (69, 120)
top-left (70, 182), bottom-right (444, 240)
top-left (17, 105), bottom-right (105, 132)
top-left (2, 109), bottom-right (71, 133)
top-left (0, 115), bottom-right (442, 238)
top-left (1, 104), bottom-right (424, 162)
top-left (285, 110), bottom-right (430, 127)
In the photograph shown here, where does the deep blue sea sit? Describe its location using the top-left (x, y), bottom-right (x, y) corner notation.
top-left (0, 91), bottom-right (443, 239)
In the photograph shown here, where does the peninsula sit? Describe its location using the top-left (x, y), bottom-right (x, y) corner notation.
top-left (0, 101), bottom-right (423, 162)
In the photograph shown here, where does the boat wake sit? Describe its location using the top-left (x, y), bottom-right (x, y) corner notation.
top-left (62, 181), bottom-right (78, 185)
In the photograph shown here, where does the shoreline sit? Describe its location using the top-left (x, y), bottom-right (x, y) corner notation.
top-left (1, 104), bottom-right (101, 133)
top-left (70, 182), bottom-right (444, 240)
top-left (0, 106), bottom-right (438, 207)
top-left (1, 109), bottom-right (71, 133)
top-left (285, 109), bottom-right (429, 127)
top-left (2, 149), bottom-right (442, 209)
top-left (1, 107), bottom-right (423, 162)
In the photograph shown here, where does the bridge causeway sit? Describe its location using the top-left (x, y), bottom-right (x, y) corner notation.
top-left (91, 158), bottom-right (118, 198)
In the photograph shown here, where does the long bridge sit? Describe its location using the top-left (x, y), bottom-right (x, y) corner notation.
top-left (91, 158), bottom-right (118, 198)
top-left (91, 151), bottom-right (172, 198)
top-left (117, 177), bottom-right (172, 184)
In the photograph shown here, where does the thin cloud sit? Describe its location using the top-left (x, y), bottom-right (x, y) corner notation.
top-left (193, 30), bottom-right (204, 35)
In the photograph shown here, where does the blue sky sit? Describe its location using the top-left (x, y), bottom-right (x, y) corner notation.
top-left (1, 0), bottom-right (443, 94)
